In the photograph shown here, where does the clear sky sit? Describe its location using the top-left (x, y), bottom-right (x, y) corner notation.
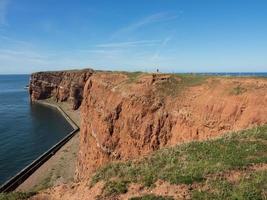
top-left (0, 0), bottom-right (267, 74)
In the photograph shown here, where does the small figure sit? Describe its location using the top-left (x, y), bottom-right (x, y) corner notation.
top-left (156, 69), bottom-right (159, 73)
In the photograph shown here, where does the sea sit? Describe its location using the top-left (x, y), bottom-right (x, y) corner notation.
top-left (0, 75), bottom-right (73, 185)
top-left (195, 72), bottom-right (267, 77)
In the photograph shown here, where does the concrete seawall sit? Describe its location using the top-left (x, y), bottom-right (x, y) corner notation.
top-left (0, 101), bottom-right (79, 193)
top-left (36, 101), bottom-right (79, 130)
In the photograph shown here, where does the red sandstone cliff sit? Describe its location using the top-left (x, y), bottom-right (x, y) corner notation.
top-left (29, 69), bottom-right (93, 110)
top-left (28, 70), bottom-right (267, 181)
top-left (76, 72), bottom-right (267, 180)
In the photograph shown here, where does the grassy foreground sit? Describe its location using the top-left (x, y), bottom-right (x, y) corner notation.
top-left (0, 192), bottom-right (36, 200)
top-left (0, 125), bottom-right (266, 199)
top-left (92, 125), bottom-right (267, 199)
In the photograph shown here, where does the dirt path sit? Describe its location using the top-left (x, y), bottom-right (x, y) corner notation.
top-left (16, 100), bottom-right (80, 192)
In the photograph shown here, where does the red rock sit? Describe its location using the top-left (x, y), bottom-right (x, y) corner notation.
top-left (76, 73), bottom-right (267, 180)
top-left (29, 69), bottom-right (93, 110)
top-left (29, 71), bottom-right (267, 181)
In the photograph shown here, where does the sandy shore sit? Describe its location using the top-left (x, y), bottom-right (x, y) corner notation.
top-left (16, 100), bottom-right (81, 192)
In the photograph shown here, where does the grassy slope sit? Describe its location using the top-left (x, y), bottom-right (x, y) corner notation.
top-left (156, 74), bottom-right (207, 96)
top-left (91, 125), bottom-right (267, 199)
top-left (192, 169), bottom-right (267, 200)
top-left (0, 192), bottom-right (36, 200)
top-left (103, 71), bottom-right (266, 97)
top-left (123, 72), bottom-right (208, 97)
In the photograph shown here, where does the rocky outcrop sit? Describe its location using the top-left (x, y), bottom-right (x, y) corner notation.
top-left (29, 69), bottom-right (93, 110)
top-left (28, 70), bottom-right (267, 181)
top-left (76, 73), bottom-right (267, 180)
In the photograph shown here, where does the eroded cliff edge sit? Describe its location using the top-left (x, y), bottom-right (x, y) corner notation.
top-left (29, 70), bottom-right (267, 181)
top-left (77, 72), bottom-right (267, 180)
top-left (29, 69), bottom-right (93, 110)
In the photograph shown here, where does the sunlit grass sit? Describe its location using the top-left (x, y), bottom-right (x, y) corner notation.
top-left (91, 125), bottom-right (267, 198)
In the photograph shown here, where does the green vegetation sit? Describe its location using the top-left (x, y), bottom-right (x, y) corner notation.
top-left (122, 72), bottom-right (207, 92)
top-left (0, 192), bottom-right (36, 200)
top-left (102, 180), bottom-right (129, 196)
top-left (124, 71), bottom-right (144, 83)
top-left (91, 125), bottom-right (267, 198)
top-left (230, 85), bottom-right (247, 95)
top-left (174, 74), bottom-right (208, 85)
top-left (192, 170), bottom-right (267, 200)
top-left (156, 74), bottom-right (207, 96)
top-left (32, 171), bottom-right (53, 191)
top-left (130, 194), bottom-right (174, 200)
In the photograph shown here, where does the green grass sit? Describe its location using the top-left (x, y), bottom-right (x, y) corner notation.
top-left (91, 125), bottom-right (267, 197)
top-left (102, 180), bottom-right (129, 196)
top-left (156, 74), bottom-right (207, 96)
top-left (121, 72), bottom-right (207, 94)
top-left (230, 85), bottom-right (247, 95)
top-left (124, 71), bottom-right (144, 83)
top-left (130, 194), bottom-right (174, 200)
top-left (192, 170), bottom-right (267, 200)
top-left (101, 72), bottom-right (208, 96)
top-left (0, 192), bottom-right (36, 200)
top-left (32, 171), bottom-right (53, 191)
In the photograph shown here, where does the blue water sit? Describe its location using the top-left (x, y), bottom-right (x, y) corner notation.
top-left (177, 72), bottom-right (267, 77)
top-left (0, 75), bottom-right (73, 185)
top-left (196, 72), bottom-right (267, 77)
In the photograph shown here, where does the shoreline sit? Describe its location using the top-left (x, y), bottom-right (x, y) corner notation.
top-left (34, 101), bottom-right (79, 130)
top-left (1, 100), bottom-right (80, 192)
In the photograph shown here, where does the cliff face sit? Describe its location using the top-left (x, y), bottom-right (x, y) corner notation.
top-left (76, 73), bottom-right (267, 180)
top-left (28, 70), bottom-right (267, 181)
top-left (29, 69), bottom-right (93, 110)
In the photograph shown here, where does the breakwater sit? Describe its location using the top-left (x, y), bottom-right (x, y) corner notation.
top-left (0, 101), bottom-right (79, 192)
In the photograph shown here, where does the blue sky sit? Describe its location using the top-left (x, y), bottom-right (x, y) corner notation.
top-left (0, 0), bottom-right (267, 74)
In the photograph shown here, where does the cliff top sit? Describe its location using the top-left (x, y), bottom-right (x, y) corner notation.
top-left (32, 68), bottom-right (94, 75)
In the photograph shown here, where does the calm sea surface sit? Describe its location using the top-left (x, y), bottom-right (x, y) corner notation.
top-left (0, 75), bottom-right (73, 185)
